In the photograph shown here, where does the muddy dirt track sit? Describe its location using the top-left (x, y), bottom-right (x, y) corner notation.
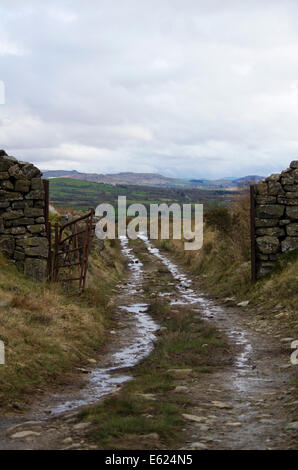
top-left (0, 236), bottom-right (297, 450)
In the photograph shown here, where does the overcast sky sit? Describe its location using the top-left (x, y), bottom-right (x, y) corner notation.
top-left (1, 1), bottom-right (298, 178)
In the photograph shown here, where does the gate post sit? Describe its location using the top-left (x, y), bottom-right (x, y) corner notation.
top-left (250, 185), bottom-right (257, 283)
top-left (43, 179), bottom-right (52, 279)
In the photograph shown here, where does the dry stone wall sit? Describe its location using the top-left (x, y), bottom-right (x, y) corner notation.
top-left (0, 150), bottom-right (48, 281)
top-left (253, 160), bottom-right (298, 278)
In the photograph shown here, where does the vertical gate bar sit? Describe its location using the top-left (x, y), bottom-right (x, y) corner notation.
top-left (53, 222), bottom-right (59, 282)
top-left (48, 222), bottom-right (52, 280)
top-left (250, 185), bottom-right (257, 284)
top-left (82, 210), bottom-right (94, 291)
top-left (80, 217), bottom-right (90, 293)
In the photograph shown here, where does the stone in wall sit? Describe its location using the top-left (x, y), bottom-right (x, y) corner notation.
top-left (253, 160), bottom-right (298, 278)
top-left (0, 150), bottom-right (48, 282)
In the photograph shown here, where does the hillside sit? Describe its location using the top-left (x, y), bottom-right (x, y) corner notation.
top-left (43, 170), bottom-right (184, 187)
top-left (49, 177), bottom-right (238, 212)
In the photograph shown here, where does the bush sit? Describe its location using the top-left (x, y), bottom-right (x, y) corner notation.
top-left (205, 207), bottom-right (232, 234)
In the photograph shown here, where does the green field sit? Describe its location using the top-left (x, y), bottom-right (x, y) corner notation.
top-left (49, 177), bottom-right (238, 213)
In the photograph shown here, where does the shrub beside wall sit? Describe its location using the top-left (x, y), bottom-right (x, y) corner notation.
top-left (253, 160), bottom-right (298, 278)
top-left (0, 150), bottom-right (48, 281)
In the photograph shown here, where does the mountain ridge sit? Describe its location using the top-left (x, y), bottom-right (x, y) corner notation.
top-left (42, 170), bottom-right (264, 189)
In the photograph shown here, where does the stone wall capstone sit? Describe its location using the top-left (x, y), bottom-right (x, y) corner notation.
top-left (253, 160), bottom-right (298, 278)
top-left (0, 150), bottom-right (48, 281)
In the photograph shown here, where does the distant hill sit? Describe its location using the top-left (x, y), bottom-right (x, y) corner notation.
top-left (232, 175), bottom-right (264, 186)
top-left (43, 170), bottom-right (183, 187)
top-left (190, 175), bottom-right (264, 189)
top-left (43, 170), bottom-right (264, 189)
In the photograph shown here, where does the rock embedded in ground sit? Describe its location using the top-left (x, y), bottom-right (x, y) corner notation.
top-left (136, 393), bottom-right (157, 401)
top-left (159, 326), bottom-right (168, 332)
top-left (189, 442), bottom-right (208, 450)
top-left (73, 422), bottom-right (91, 431)
top-left (285, 422), bottom-right (298, 431)
top-left (76, 367), bottom-right (91, 373)
top-left (210, 401), bottom-right (233, 409)
top-left (63, 443), bottom-right (81, 450)
top-left (62, 437), bottom-right (73, 445)
top-left (6, 421), bottom-right (44, 435)
top-left (280, 337), bottom-right (294, 343)
top-left (182, 414), bottom-right (205, 423)
top-left (174, 386), bottom-right (189, 393)
top-left (237, 300), bottom-right (250, 307)
top-left (10, 430), bottom-right (41, 439)
top-left (195, 423), bottom-right (210, 432)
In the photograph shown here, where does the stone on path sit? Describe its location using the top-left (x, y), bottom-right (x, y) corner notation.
top-left (136, 393), bottom-right (157, 401)
top-left (10, 430), bottom-right (41, 439)
top-left (62, 437), bottom-right (73, 445)
top-left (73, 422), bottom-right (91, 431)
top-left (280, 337), bottom-right (294, 343)
top-left (210, 400), bottom-right (233, 409)
top-left (189, 442), bottom-right (208, 450)
top-left (6, 421), bottom-right (44, 435)
top-left (87, 358), bottom-right (96, 364)
top-left (237, 300), bottom-right (250, 307)
top-left (174, 386), bottom-right (189, 393)
top-left (285, 422), bottom-right (298, 431)
top-left (182, 413), bottom-right (205, 423)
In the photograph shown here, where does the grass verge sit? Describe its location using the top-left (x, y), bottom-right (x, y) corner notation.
top-left (0, 239), bottom-right (124, 411)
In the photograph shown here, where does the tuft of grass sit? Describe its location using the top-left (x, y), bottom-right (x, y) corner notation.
top-left (81, 395), bottom-right (182, 447)
top-left (10, 295), bottom-right (42, 311)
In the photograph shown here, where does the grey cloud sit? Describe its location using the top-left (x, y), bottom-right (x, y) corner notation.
top-left (1, 1), bottom-right (298, 178)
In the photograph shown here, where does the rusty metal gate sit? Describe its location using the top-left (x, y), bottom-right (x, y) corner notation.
top-left (49, 209), bottom-right (95, 294)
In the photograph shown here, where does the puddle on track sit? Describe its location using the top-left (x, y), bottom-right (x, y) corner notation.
top-left (43, 237), bottom-right (159, 416)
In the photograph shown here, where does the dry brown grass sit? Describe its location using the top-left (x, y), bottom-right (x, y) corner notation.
top-left (10, 295), bottom-right (42, 311)
top-left (0, 238), bottom-right (124, 410)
